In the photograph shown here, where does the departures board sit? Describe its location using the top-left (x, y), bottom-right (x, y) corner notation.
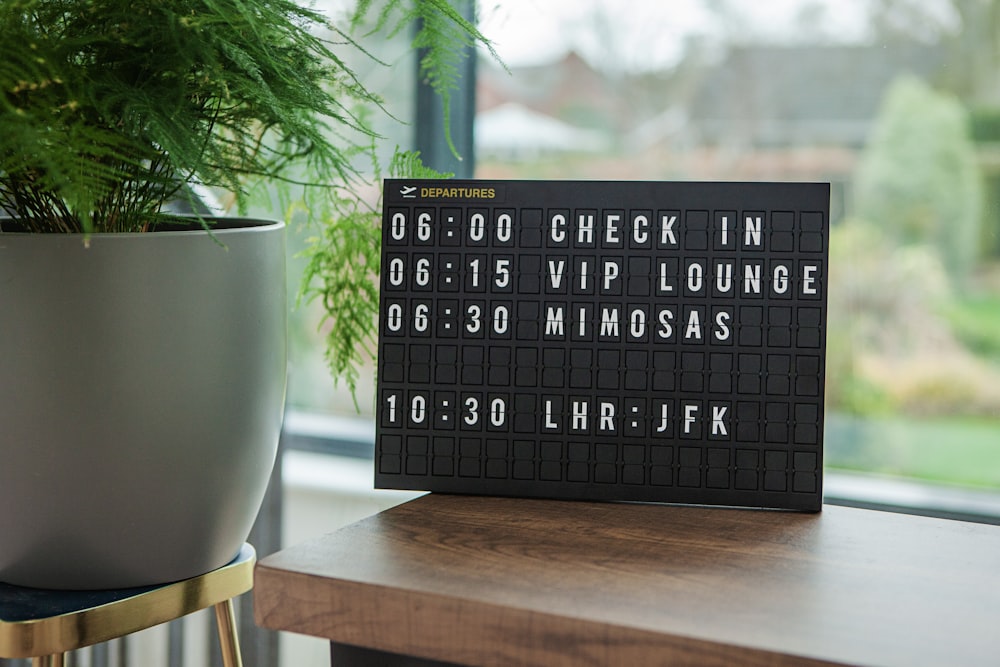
top-left (374, 180), bottom-right (829, 511)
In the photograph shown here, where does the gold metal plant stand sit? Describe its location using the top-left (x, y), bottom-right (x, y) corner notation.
top-left (0, 543), bottom-right (255, 667)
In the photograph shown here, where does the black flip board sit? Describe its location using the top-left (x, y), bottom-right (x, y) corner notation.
top-left (375, 179), bottom-right (829, 511)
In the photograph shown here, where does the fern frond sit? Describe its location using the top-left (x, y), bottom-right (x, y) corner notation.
top-left (297, 145), bottom-right (451, 407)
top-left (0, 0), bottom-right (502, 401)
top-left (352, 0), bottom-right (502, 160)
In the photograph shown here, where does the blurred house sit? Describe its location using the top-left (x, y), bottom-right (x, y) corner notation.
top-left (478, 43), bottom-right (944, 150)
top-left (688, 44), bottom-right (945, 149)
top-left (475, 42), bottom-right (949, 223)
top-left (478, 51), bottom-right (620, 126)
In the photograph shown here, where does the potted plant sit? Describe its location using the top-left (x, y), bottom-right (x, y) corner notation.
top-left (0, 0), bottom-right (490, 589)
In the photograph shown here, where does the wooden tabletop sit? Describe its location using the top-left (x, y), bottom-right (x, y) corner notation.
top-left (254, 494), bottom-right (1000, 667)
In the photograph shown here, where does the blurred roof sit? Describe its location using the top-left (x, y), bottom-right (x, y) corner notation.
top-left (475, 102), bottom-right (609, 158)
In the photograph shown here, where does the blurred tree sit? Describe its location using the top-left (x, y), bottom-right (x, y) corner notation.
top-left (947, 0), bottom-right (1000, 104)
top-left (868, 0), bottom-right (1000, 104)
top-left (854, 75), bottom-right (983, 285)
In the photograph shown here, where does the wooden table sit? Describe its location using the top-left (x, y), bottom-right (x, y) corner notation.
top-left (254, 494), bottom-right (1000, 667)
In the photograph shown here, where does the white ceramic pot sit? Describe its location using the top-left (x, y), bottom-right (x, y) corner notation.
top-left (0, 219), bottom-right (286, 589)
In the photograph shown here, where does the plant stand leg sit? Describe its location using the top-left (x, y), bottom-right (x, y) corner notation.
top-left (214, 599), bottom-right (243, 667)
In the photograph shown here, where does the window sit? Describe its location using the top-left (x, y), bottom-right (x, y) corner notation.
top-left (474, 0), bottom-right (1000, 496)
top-left (285, 0), bottom-right (999, 509)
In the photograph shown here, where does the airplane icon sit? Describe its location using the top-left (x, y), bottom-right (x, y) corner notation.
top-left (400, 185), bottom-right (417, 198)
